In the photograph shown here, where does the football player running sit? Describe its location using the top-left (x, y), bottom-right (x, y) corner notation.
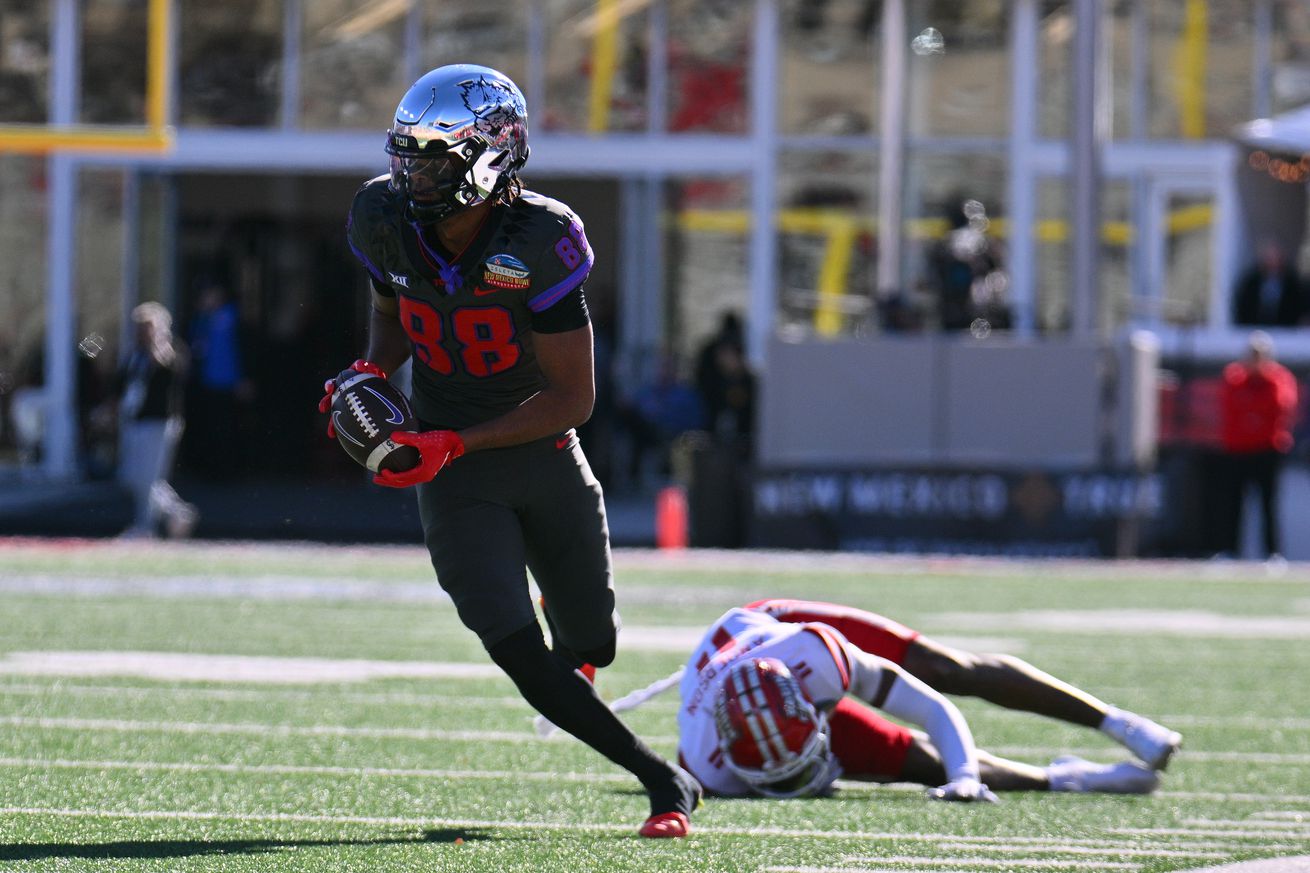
top-left (679, 600), bottom-right (1182, 800)
top-left (320, 65), bottom-right (700, 837)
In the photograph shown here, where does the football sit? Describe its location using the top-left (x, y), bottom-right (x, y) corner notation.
top-left (330, 372), bottom-right (421, 473)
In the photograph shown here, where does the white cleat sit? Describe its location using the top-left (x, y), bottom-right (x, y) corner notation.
top-left (1121, 718), bottom-right (1183, 771)
top-left (1101, 708), bottom-right (1183, 771)
top-left (1046, 755), bottom-right (1160, 794)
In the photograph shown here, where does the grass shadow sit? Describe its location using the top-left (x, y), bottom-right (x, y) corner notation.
top-left (0, 828), bottom-right (498, 860)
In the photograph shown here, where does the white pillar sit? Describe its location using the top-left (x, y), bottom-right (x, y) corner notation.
top-left (876, 0), bottom-right (907, 300)
top-left (1007, 0), bottom-right (1038, 336)
top-left (1069, 0), bottom-right (1105, 337)
top-left (746, 0), bottom-right (779, 370)
top-left (42, 0), bottom-right (80, 480)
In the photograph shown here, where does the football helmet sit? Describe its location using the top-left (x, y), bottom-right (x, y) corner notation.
top-left (713, 657), bottom-right (836, 798)
top-left (386, 64), bottom-right (530, 224)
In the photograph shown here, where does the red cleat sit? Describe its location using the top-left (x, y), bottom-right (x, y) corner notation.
top-left (638, 811), bottom-right (690, 838)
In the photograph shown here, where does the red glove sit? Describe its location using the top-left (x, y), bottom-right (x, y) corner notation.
top-left (318, 359), bottom-right (388, 438)
top-left (373, 430), bottom-right (465, 488)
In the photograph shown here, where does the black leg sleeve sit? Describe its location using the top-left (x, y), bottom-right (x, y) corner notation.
top-left (487, 622), bottom-right (674, 793)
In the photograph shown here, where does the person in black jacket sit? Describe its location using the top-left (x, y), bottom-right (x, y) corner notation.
top-left (1233, 240), bottom-right (1308, 327)
top-left (112, 302), bottom-right (197, 538)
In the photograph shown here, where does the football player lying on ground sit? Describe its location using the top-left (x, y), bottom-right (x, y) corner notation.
top-left (677, 599), bottom-right (1183, 800)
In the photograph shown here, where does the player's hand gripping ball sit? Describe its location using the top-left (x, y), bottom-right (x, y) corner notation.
top-left (327, 369), bottom-right (421, 474)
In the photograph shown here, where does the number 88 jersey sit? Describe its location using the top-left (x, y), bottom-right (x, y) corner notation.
top-left (346, 177), bottom-right (594, 430)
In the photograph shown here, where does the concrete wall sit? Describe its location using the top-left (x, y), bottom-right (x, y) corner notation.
top-left (759, 334), bottom-right (1159, 471)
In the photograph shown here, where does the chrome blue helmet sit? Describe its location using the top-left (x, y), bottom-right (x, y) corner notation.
top-left (386, 64), bottom-right (529, 224)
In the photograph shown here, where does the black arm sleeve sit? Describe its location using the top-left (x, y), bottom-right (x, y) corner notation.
top-left (529, 285), bottom-right (591, 334)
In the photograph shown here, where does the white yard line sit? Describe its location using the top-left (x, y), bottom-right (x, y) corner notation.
top-left (1182, 819), bottom-right (1310, 831)
top-left (0, 682), bottom-right (531, 707)
top-left (936, 842), bottom-right (1227, 859)
top-left (988, 746), bottom-right (1310, 765)
top-left (0, 715), bottom-right (602, 744)
top-left (1110, 827), bottom-right (1310, 841)
top-left (0, 756), bottom-right (631, 784)
top-left (6, 755), bottom-right (1310, 814)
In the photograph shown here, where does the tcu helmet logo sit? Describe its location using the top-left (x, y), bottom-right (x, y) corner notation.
top-left (460, 76), bottom-right (527, 148)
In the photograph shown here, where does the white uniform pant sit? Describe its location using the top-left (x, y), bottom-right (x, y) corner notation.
top-left (117, 416), bottom-right (187, 533)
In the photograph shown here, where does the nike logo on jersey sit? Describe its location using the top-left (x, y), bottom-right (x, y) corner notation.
top-left (555, 434), bottom-right (571, 450)
top-left (388, 272), bottom-right (410, 288)
top-left (473, 286), bottom-right (505, 296)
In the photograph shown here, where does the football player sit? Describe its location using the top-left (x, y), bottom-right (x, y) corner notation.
top-left (320, 65), bottom-right (700, 837)
top-left (679, 601), bottom-right (1180, 800)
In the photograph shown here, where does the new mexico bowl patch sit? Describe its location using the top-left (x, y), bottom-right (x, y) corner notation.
top-left (483, 253), bottom-right (531, 289)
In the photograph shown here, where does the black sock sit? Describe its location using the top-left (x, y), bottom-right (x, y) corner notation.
top-left (486, 622), bottom-right (695, 815)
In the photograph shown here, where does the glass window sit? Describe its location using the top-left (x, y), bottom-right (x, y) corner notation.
top-left (1098, 179), bottom-right (1132, 330)
top-left (665, 176), bottom-right (750, 362)
top-left (666, 0), bottom-right (751, 133)
top-left (777, 150), bottom-right (879, 336)
top-left (1139, 1), bottom-right (1255, 139)
top-left (541, 0), bottom-right (646, 132)
top-left (301, 0), bottom-right (408, 130)
top-left (903, 152), bottom-right (1008, 331)
top-left (905, 0), bottom-right (1010, 138)
top-left (1033, 176), bottom-right (1132, 333)
top-left (779, 0), bottom-right (880, 136)
top-left (1271, 0), bottom-right (1310, 114)
top-left (1038, 0), bottom-right (1072, 140)
top-left (82, 0), bottom-right (147, 125)
top-left (0, 0), bottom-right (49, 124)
top-left (74, 168), bottom-right (128, 455)
top-left (1035, 177), bottom-right (1071, 332)
top-left (178, 0), bottom-right (282, 127)
top-left (1159, 190), bottom-right (1213, 326)
top-left (0, 156), bottom-right (48, 465)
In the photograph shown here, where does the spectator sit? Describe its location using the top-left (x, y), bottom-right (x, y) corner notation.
top-left (1233, 240), bottom-right (1307, 327)
top-left (620, 356), bottom-right (704, 489)
top-left (1218, 331), bottom-right (1299, 559)
top-left (926, 199), bottom-right (1010, 332)
top-left (109, 303), bottom-right (197, 539)
top-left (187, 279), bottom-right (251, 478)
top-left (694, 313), bottom-right (756, 458)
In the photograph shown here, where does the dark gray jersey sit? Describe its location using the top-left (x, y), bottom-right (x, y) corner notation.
top-left (347, 178), bottom-right (593, 429)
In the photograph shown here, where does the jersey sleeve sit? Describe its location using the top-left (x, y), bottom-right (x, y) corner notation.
top-left (346, 177), bottom-right (395, 286)
top-left (526, 209), bottom-right (594, 334)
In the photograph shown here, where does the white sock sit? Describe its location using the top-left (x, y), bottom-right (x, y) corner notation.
top-left (1045, 757), bottom-right (1088, 792)
top-left (1098, 706), bottom-right (1133, 744)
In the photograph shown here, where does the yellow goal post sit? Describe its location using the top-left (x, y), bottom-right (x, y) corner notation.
top-left (0, 0), bottom-right (172, 155)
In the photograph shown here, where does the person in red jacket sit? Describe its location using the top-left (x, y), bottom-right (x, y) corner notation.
top-left (1220, 331), bottom-right (1300, 558)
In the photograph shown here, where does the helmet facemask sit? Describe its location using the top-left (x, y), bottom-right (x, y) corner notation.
top-left (387, 135), bottom-right (485, 225)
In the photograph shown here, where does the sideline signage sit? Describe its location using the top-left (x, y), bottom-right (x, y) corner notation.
top-left (748, 468), bottom-right (1165, 557)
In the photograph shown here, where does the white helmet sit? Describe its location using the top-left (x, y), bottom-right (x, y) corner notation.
top-left (713, 657), bottom-right (837, 798)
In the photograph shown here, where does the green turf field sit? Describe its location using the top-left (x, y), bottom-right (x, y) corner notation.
top-left (0, 539), bottom-right (1307, 872)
